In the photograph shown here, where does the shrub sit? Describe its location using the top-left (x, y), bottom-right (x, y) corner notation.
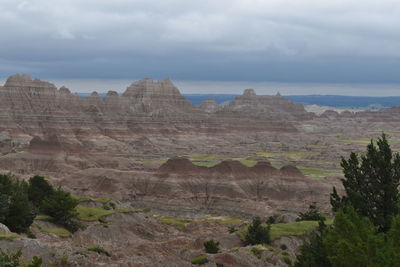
top-left (228, 225), bottom-right (236, 233)
top-left (296, 203), bottom-right (325, 222)
top-left (0, 249), bottom-right (21, 267)
top-left (251, 246), bottom-right (263, 259)
top-left (203, 239), bottom-right (220, 254)
top-left (282, 255), bottom-right (292, 265)
top-left (28, 256), bottom-right (43, 267)
top-left (191, 255), bottom-right (208, 265)
top-left (245, 217), bottom-right (271, 245)
top-left (87, 246), bottom-right (112, 257)
top-left (266, 216), bottom-right (276, 224)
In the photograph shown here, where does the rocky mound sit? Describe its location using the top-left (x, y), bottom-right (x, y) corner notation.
top-left (158, 157), bottom-right (202, 173)
top-left (158, 157), bottom-right (304, 179)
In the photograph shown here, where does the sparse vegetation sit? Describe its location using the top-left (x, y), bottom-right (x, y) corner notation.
top-left (296, 203), bottom-right (325, 222)
top-left (0, 249), bottom-right (43, 267)
top-left (250, 245), bottom-right (269, 259)
top-left (34, 223), bottom-right (71, 237)
top-left (87, 246), bottom-right (112, 257)
top-left (191, 255), bottom-right (208, 265)
top-left (0, 233), bottom-right (21, 239)
top-left (0, 249), bottom-right (22, 267)
top-left (228, 225), bottom-right (236, 233)
top-left (282, 255), bottom-right (292, 265)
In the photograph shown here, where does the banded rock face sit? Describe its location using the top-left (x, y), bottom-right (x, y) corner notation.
top-left (0, 74), bottom-right (318, 162)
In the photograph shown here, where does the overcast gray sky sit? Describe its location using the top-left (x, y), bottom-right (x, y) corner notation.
top-left (1, 0), bottom-right (400, 91)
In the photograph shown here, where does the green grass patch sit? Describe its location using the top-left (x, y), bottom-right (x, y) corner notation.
top-left (337, 138), bottom-right (372, 145)
top-left (191, 255), bottom-right (208, 265)
top-left (87, 246), bottom-right (112, 257)
top-left (271, 220), bottom-right (333, 240)
top-left (187, 154), bottom-right (225, 161)
top-left (156, 215), bottom-right (243, 229)
top-left (238, 220), bottom-right (333, 241)
top-left (256, 151), bottom-right (315, 161)
top-left (188, 153), bottom-right (260, 168)
top-left (34, 223), bottom-right (71, 238)
top-left (156, 216), bottom-right (192, 229)
top-left (76, 205), bottom-right (145, 221)
top-left (0, 233), bottom-right (21, 239)
top-left (35, 215), bottom-right (53, 221)
top-left (191, 160), bottom-right (221, 167)
top-left (203, 216), bottom-right (243, 225)
top-left (72, 195), bottom-right (113, 204)
top-left (297, 166), bottom-right (341, 179)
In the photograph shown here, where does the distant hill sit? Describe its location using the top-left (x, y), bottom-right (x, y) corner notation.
top-left (183, 94), bottom-right (400, 108)
top-left (76, 93), bottom-right (400, 108)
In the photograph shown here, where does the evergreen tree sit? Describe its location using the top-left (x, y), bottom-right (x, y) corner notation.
top-left (5, 185), bottom-right (36, 233)
top-left (0, 174), bottom-right (36, 233)
top-left (295, 220), bottom-right (331, 267)
top-left (0, 194), bottom-right (8, 223)
top-left (28, 175), bottom-right (54, 207)
top-left (324, 206), bottom-right (380, 266)
top-left (244, 216), bottom-right (271, 245)
top-left (40, 188), bottom-right (79, 232)
top-left (330, 133), bottom-right (400, 232)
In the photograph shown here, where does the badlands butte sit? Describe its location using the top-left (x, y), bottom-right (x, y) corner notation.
top-left (1, 74), bottom-right (400, 266)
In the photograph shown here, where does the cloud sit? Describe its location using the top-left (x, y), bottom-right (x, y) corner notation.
top-left (0, 0), bottom-right (400, 82)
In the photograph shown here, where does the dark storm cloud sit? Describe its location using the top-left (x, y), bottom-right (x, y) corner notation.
top-left (1, 0), bottom-right (400, 83)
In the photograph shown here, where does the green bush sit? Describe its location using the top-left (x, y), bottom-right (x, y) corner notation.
top-left (0, 249), bottom-right (43, 267)
top-left (245, 217), bottom-right (271, 245)
top-left (191, 255), bottom-right (208, 265)
top-left (203, 239), bottom-right (220, 254)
